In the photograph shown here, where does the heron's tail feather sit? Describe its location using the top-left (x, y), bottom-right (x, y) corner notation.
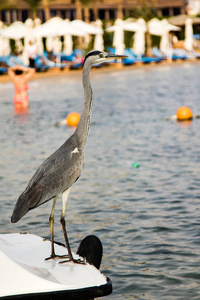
top-left (11, 198), bottom-right (29, 223)
top-left (11, 187), bottom-right (43, 223)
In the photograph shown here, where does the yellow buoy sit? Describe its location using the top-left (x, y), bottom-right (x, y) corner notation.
top-left (66, 112), bottom-right (80, 127)
top-left (176, 106), bottom-right (193, 121)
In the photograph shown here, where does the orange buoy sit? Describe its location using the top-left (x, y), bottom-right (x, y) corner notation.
top-left (176, 106), bottom-right (193, 121)
top-left (66, 112), bottom-right (80, 127)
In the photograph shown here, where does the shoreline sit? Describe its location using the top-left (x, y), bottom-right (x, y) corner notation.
top-left (0, 58), bottom-right (199, 84)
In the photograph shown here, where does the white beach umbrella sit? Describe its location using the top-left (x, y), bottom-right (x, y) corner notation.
top-left (133, 18), bottom-right (146, 56)
top-left (184, 18), bottom-right (193, 52)
top-left (63, 34), bottom-right (73, 55)
top-left (160, 19), bottom-right (170, 54)
top-left (34, 18), bottom-right (44, 55)
top-left (22, 18), bottom-right (34, 65)
top-left (148, 18), bottom-right (180, 55)
top-left (113, 19), bottom-right (125, 54)
top-left (33, 17), bottom-right (64, 37)
top-left (0, 20), bottom-right (3, 30)
top-left (167, 23), bottom-right (181, 32)
top-left (1, 21), bottom-right (26, 39)
top-left (1, 21), bottom-right (25, 55)
top-left (0, 21), bottom-right (11, 55)
top-left (71, 20), bottom-right (103, 35)
top-left (148, 18), bottom-right (180, 36)
top-left (33, 17), bottom-right (88, 38)
top-left (63, 20), bottom-right (73, 55)
top-left (160, 19), bottom-right (180, 55)
top-left (33, 17), bottom-right (86, 53)
top-left (53, 36), bottom-right (62, 55)
top-left (148, 18), bottom-right (163, 36)
top-left (0, 21), bottom-right (5, 55)
top-left (106, 19), bottom-right (138, 32)
top-left (64, 19), bottom-right (86, 36)
top-left (46, 36), bottom-right (54, 52)
top-left (106, 19), bottom-right (138, 53)
top-left (94, 19), bottom-right (104, 51)
top-left (106, 19), bottom-right (125, 54)
top-left (63, 19), bottom-right (85, 55)
top-left (122, 21), bottom-right (138, 32)
top-left (24, 18), bottom-right (34, 47)
top-left (71, 19), bottom-right (103, 48)
top-left (15, 39), bottom-right (24, 53)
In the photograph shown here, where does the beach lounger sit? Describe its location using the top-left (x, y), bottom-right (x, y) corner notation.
top-left (125, 48), bottom-right (162, 64)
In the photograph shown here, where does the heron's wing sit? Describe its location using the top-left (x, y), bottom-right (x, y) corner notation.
top-left (11, 147), bottom-right (84, 223)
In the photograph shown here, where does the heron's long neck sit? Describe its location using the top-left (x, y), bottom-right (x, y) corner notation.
top-left (74, 64), bottom-right (93, 147)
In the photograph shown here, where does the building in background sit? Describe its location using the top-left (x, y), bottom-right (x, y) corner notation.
top-left (0, 0), bottom-right (187, 24)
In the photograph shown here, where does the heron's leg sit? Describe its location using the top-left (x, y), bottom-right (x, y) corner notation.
top-left (45, 197), bottom-right (57, 260)
top-left (60, 188), bottom-right (73, 261)
top-left (45, 196), bottom-right (69, 260)
top-left (59, 189), bottom-right (85, 264)
top-left (49, 196), bottom-right (57, 257)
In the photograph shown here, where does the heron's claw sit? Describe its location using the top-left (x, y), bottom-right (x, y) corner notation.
top-left (59, 257), bottom-right (86, 265)
top-left (45, 254), bottom-right (70, 261)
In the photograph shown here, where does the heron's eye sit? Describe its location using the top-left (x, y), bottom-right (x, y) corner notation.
top-left (99, 53), bottom-right (105, 58)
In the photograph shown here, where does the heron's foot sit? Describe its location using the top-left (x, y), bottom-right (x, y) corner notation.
top-left (45, 254), bottom-right (70, 261)
top-left (59, 257), bottom-right (86, 265)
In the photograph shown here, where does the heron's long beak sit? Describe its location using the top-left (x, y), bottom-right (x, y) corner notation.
top-left (107, 53), bottom-right (127, 60)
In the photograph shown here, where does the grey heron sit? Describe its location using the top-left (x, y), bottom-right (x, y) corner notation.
top-left (11, 50), bottom-right (126, 263)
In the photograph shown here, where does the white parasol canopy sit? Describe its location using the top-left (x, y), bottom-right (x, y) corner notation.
top-left (1, 21), bottom-right (26, 39)
top-left (63, 19), bottom-right (85, 55)
top-left (33, 17), bottom-right (64, 37)
top-left (148, 18), bottom-right (180, 55)
top-left (106, 19), bottom-right (138, 54)
top-left (113, 19), bottom-right (125, 54)
top-left (184, 18), bottom-right (193, 52)
top-left (33, 17), bottom-right (86, 37)
top-left (15, 39), bottom-right (23, 53)
top-left (159, 19), bottom-right (170, 54)
top-left (106, 19), bottom-right (125, 54)
top-left (106, 19), bottom-right (138, 33)
top-left (63, 34), bottom-right (73, 55)
top-left (53, 36), bottom-right (62, 55)
top-left (71, 19), bottom-right (103, 49)
top-left (93, 19), bottom-right (104, 51)
top-left (0, 21), bottom-right (11, 55)
top-left (34, 18), bottom-right (44, 55)
top-left (71, 20), bottom-right (103, 35)
top-left (22, 18), bottom-right (34, 65)
top-left (24, 18), bottom-right (34, 47)
top-left (64, 19), bottom-right (86, 36)
top-left (148, 18), bottom-right (180, 36)
top-left (132, 18), bottom-right (146, 56)
top-left (46, 36), bottom-right (54, 52)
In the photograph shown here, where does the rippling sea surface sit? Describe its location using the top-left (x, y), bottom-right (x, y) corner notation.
top-left (1, 61), bottom-right (200, 299)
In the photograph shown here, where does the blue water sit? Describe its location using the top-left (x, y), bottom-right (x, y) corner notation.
top-left (1, 61), bottom-right (200, 299)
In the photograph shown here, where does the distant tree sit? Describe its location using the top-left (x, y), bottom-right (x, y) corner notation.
top-left (23, 0), bottom-right (42, 19)
top-left (79, 0), bottom-right (93, 22)
top-left (131, 0), bottom-right (158, 21)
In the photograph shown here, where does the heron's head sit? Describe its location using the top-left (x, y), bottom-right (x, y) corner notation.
top-left (83, 50), bottom-right (127, 67)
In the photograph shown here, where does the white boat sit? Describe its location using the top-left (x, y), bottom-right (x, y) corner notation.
top-left (0, 233), bottom-right (112, 299)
